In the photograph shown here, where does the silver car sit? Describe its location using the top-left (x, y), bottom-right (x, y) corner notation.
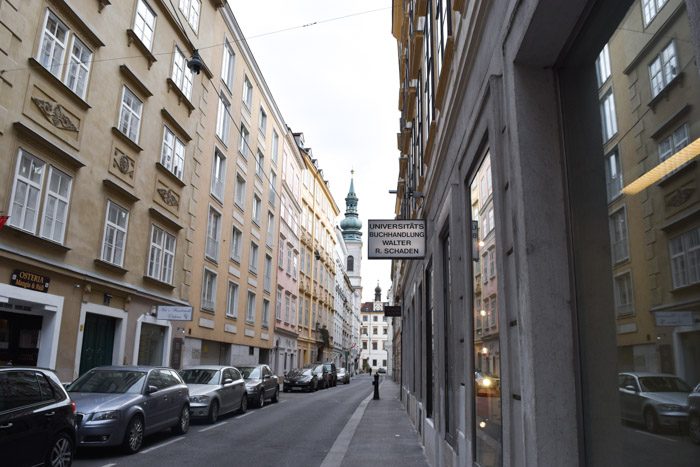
top-left (180, 366), bottom-right (247, 423)
top-left (618, 372), bottom-right (692, 432)
top-left (67, 366), bottom-right (190, 454)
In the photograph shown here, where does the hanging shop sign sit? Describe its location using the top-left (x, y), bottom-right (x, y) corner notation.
top-left (157, 305), bottom-right (193, 321)
top-left (368, 219), bottom-right (426, 259)
top-left (384, 305), bottom-right (402, 317)
top-left (10, 270), bottom-right (50, 293)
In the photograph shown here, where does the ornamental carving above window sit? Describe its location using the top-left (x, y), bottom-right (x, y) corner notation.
top-left (157, 188), bottom-right (180, 207)
top-left (665, 186), bottom-right (695, 208)
top-left (31, 97), bottom-right (79, 132)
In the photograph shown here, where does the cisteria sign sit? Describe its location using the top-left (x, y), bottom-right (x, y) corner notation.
top-left (368, 219), bottom-right (426, 259)
top-left (11, 270), bottom-right (50, 293)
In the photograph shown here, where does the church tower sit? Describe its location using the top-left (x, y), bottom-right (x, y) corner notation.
top-left (340, 171), bottom-right (363, 295)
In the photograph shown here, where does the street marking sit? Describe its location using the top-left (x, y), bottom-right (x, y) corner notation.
top-left (198, 421), bottom-right (228, 432)
top-left (236, 412), bottom-right (251, 418)
top-left (139, 437), bottom-right (183, 454)
top-left (99, 464), bottom-right (117, 467)
top-left (633, 430), bottom-right (679, 442)
top-left (320, 391), bottom-right (373, 467)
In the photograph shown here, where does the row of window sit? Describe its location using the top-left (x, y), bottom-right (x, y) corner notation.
top-left (362, 341), bottom-right (386, 350)
top-left (201, 270), bottom-right (270, 326)
top-left (275, 289), bottom-right (298, 324)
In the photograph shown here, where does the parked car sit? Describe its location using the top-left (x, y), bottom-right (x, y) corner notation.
top-left (0, 367), bottom-right (76, 467)
top-left (688, 383), bottom-right (700, 444)
top-left (475, 370), bottom-right (500, 397)
top-left (313, 364), bottom-right (331, 389)
top-left (337, 367), bottom-right (350, 384)
top-left (239, 365), bottom-right (279, 408)
top-left (67, 366), bottom-right (190, 454)
top-left (283, 367), bottom-right (318, 392)
top-left (180, 366), bottom-right (247, 423)
top-left (377, 367), bottom-right (387, 374)
top-left (618, 372), bottom-right (692, 433)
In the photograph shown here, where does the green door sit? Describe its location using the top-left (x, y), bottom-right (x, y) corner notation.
top-left (79, 313), bottom-right (116, 375)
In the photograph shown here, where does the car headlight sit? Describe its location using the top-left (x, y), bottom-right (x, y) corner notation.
top-left (91, 410), bottom-right (120, 421)
top-left (189, 395), bottom-right (211, 404)
top-left (283, 379), bottom-right (290, 383)
top-left (658, 404), bottom-right (684, 412)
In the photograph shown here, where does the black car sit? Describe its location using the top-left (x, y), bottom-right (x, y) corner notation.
top-left (283, 367), bottom-right (318, 392)
top-left (0, 367), bottom-right (76, 467)
top-left (239, 365), bottom-right (279, 408)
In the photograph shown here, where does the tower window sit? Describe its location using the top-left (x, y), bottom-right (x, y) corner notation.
top-left (347, 255), bottom-right (354, 271)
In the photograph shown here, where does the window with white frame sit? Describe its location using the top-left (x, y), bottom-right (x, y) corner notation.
top-left (9, 150), bottom-right (73, 244)
top-left (423, 4), bottom-right (435, 134)
top-left (276, 289), bottom-right (282, 319)
top-left (147, 225), bottom-right (176, 283)
top-left (605, 149), bottom-right (623, 202)
top-left (613, 271), bottom-right (634, 315)
top-left (609, 208), bottom-right (629, 264)
top-left (216, 93), bottom-right (230, 144)
top-left (239, 124), bottom-right (250, 158)
top-left (266, 212), bottom-right (274, 246)
top-left (285, 293), bottom-right (291, 322)
top-left (649, 41), bottom-right (679, 97)
top-left (255, 151), bottom-right (264, 178)
top-left (201, 269), bottom-right (217, 311)
top-left (293, 254), bottom-right (298, 279)
top-left (258, 107), bottom-right (267, 138)
top-left (488, 247), bottom-right (496, 278)
top-left (133, 0), bottom-right (156, 50)
top-left (600, 90), bottom-right (617, 143)
top-left (262, 299), bottom-right (270, 327)
top-left (249, 242), bottom-right (259, 273)
top-left (221, 39), bottom-right (235, 89)
top-left (38, 11), bottom-right (95, 100)
top-left (101, 201), bottom-right (129, 266)
top-left (271, 130), bottom-right (279, 164)
top-left (161, 126), bottom-right (185, 179)
top-left (669, 227), bottom-right (700, 289)
top-left (435, 0), bottom-right (451, 80)
top-left (642, 0), bottom-right (668, 26)
top-left (595, 43), bottom-right (611, 88)
top-left (231, 226), bottom-right (242, 261)
top-left (658, 123), bottom-right (689, 162)
top-left (211, 150), bottom-right (225, 201)
top-left (278, 241), bottom-right (285, 268)
top-left (205, 207), bottom-right (222, 261)
top-left (171, 47), bottom-right (194, 100)
top-left (264, 255), bottom-right (272, 292)
top-left (246, 291), bottom-right (256, 322)
top-left (269, 171), bottom-right (276, 206)
top-left (252, 195), bottom-right (261, 224)
top-left (178, 0), bottom-right (200, 31)
top-left (242, 76), bottom-right (253, 110)
top-left (234, 174), bottom-right (246, 208)
top-left (286, 243), bottom-right (293, 274)
top-left (118, 86), bottom-right (143, 143)
top-left (226, 281), bottom-right (239, 318)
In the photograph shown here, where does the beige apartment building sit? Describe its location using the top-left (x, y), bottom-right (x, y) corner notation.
top-left (600, 0), bottom-right (700, 384)
top-left (294, 132), bottom-right (340, 366)
top-left (0, 0), bottom-right (292, 379)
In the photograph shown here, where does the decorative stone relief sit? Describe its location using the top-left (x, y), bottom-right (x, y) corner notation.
top-left (157, 188), bottom-right (180, 208)
top-left (31, 97), bottom-right (79, 132)
top-left (111, 149), bottom-right (134, 179)
top-left (665, 186), bottom-right (695, 208)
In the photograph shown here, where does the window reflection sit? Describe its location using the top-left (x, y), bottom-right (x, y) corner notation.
top-left (471, 151), bottom-right (501, 466)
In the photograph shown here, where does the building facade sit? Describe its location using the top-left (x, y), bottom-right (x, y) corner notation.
top-left (391, 0), bottom-right (700, 466)
top-left (360, 286), bottom-right (390, 373)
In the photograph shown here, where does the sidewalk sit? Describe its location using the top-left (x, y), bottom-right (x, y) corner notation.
top-left (340, 376), bottom-right (429, 467)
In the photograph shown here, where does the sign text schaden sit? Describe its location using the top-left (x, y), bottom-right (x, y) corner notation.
top-left (368, 220), bottom-right (426, 259)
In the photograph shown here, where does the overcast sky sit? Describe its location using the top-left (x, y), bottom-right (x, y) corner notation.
top-left (232, 1), bottom-right (399, 303)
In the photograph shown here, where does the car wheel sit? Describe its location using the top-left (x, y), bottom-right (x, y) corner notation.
top-left (271, 388), bottom-right (279, 403)
top-left (644, 408), bottom-right (659, 433)
top-left (46, 431), bottom-right (73, 467)
top-left (207, 400), bottom-right (219, 424)
top-left (238, 395), bottom-right (247, 414)
top-left (689, 414), bottom-right (700, 444)
top-left (122, 415), bottom-right (144, 454)
top-left (257, 390), bottom-right (265, 408)
top-left (173, 405), bottom-right (190, 435)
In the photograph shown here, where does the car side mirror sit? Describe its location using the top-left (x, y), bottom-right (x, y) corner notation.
top-left (624, 385), bottom-right (637, 392)
top-left (147, 385), bottom-right (159, 394)
top-left (223, 378), bottom-right (233, 385)
top-left (263, 374), bottom-right (270, 380)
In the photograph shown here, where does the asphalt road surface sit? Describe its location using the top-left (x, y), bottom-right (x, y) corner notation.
top-left (74, 376), bottom-right (372, 467)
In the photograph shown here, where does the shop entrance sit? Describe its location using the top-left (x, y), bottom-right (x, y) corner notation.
top-left (0, 310), bottom-right (42, 366)
top-left (79, 313), bottom-right (116, 375)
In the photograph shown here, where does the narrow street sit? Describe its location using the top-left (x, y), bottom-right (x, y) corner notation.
top-left (74, 376), bottom-right (374, 467)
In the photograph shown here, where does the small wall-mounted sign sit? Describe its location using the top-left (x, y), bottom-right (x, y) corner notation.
top-left (10, 270), bottom-right (50, 293)
top-left (157, 305), bottom-right (193, 321)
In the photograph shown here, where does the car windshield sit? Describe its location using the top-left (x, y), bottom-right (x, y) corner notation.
top-left (180, 369), bottom-right (220, 385)
top-left (67, 370), bottom-right (147, 394)
top-left (314, 365), bottom-right (323, 374)
top-left (239, 367), bottom-right (260, 379)
top-left (639, 376), bottom-right (691, 393)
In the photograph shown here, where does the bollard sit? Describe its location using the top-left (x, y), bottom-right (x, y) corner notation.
top-left (373, 373), bottom-right (380, 400)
